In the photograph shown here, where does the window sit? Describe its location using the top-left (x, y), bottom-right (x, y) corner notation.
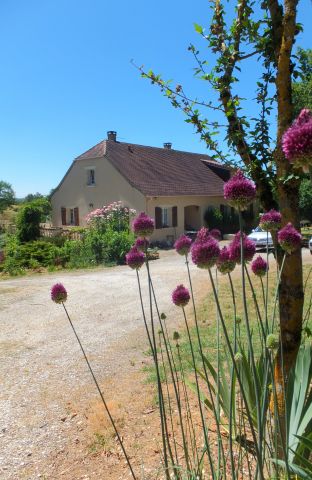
top-left (162, 208), bottom-right (169, 227)
top-left (155, 206), bottom-right (178, 229)
top-left (61, 207), bottom-right (79, 226)
top-left (87, 169), bottom-right (95, 185)
top-left (69, 209), bottom-right (75, 225)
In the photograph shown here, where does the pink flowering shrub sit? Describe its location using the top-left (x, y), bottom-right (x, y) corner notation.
top-left (85, 201), bottom-right (136, 233)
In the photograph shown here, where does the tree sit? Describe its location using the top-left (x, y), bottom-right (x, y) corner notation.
top-left (292, 48), bottom-right (312, 117)
top-left (0, 180), bottom-right (15, 213)
top-left (23, 192), bottom-right (44, 203)
top-left (139, 0), bottom-right (307, 454)
top-left (299, 178), bottom-right (312, 220)
top-left (16, 198), bottom-right (51, 242)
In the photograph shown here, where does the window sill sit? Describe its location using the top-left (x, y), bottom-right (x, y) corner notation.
top-left (87, 183), bottom-right (96, 187)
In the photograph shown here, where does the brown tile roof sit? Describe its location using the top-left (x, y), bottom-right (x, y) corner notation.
top-left (75, 140), bottom-right (229, 197)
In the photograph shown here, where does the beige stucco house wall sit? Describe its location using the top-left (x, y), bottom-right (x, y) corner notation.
top-left (51, 156), bottom-right (146, 227)
top-left (146, 195), bottom-right (226, 242)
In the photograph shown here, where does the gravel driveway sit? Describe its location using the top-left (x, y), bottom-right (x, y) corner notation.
top-left (0, 250), bottom-right (202, 479)
top-left (1, 248), bottom-right (311, 479)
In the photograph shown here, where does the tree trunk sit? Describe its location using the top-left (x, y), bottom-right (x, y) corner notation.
top-left (273, 152), bottom-right (304, 454)
top-left (268, 1), bottom-right (303, 454)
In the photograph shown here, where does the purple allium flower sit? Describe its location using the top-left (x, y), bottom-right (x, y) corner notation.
top-left (229, 232), bottom-right (256, 264)
top-left (51, 283), bottom-right (67, 304)
top-left (172, 284), bottom-right (190, 307)
top-left (216, 246), bottom-right (236, 274)
top-left (296, 108), bottom-right (312, 126)
top-left (135, 237), bottom-right (149, 252)
top-left (132, 212), bottom-right (155, 237)
top-left (210, 229), bottom-right (222, 241)
top-left (259, 209), bottom-right (282, 232)
top-left (277, 223), bottom-right (302, 254)
top-left (282, 108), bottom-right (312, 172)
top-left (251, 256), bottom-right (268, 277)
top-left (174, 234), bottom-right (192, 256)
top-left (125, 247), bottom-right (145, 270)
top-left (191, 237), bottom-right (220, 269)
top-left (224, 170), bottom-right (256, 211)
top-left (195, 227), bottom-right (211, 243)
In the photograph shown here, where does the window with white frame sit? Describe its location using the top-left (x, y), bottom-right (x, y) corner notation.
top-left (162, 207), bottom-right (169, 227)
top-left (155, 206), bottom-right (178, 229)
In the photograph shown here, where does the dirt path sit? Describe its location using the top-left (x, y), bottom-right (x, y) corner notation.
top-left (0, 250), bottom-right (210, 480)
top-left (1, 248), bottom-right (311, 479)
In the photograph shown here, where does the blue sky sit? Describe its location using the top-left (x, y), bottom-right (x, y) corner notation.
top-left (0, 0), bottom-right (311, 197)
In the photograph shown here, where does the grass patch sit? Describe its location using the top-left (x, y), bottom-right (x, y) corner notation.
top-left (143, 262), bottom-right (312, 382)
top-left (89, 432), bottom-right (114, 453)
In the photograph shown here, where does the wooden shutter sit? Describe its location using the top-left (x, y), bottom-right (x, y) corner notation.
top-left (61, 207), bottom-right (66, 226)
top-left (74, 207), bottom-right (79, 226)
top-left (172, 206), bottom-right (178, 227)
top-left (155, 207), bottom-right (162, 229)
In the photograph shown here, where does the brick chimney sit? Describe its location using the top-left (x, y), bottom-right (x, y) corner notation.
top-left (107, 131), bottom-right (117, 141)
top-left (163, 142), bottom-right (172, 149)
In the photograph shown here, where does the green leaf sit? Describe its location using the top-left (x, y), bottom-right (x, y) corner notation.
top-left (271, 459), bottom-right (312, 479)
top-left (194, 23), bottom-right (203, 34)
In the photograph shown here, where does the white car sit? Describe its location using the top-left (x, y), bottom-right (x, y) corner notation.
top-left (248, 227), bottom-right (273, 250)
top-left (309, 237), bottom-right (312, 255)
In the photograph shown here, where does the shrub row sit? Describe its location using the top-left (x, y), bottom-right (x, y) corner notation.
top-left (0, 230), bottom-right (134, 275)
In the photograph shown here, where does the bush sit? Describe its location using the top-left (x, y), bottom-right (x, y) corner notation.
top-left (63, 238), bottom-right (97, 269)
top-left (2, 239), bottom-right (64, 270)
top-left (16, 204), bottom-right (42, 242)
top-left (102, 231), bottom-right (134, 264)
top-left (63, 230), bottom-right (134, 268)
top-left (299, 178), bottom-right (312, 220)
top-left (16, 198), bottom-right (51, 243)
top-left (40, 236), bottom-right (67, 248)
top-left (204, 206), bottom-right (239, 234)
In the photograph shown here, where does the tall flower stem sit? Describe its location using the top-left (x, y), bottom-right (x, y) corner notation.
top-left (207, 268), bottom-right (264, 480)
top-left (176, 341), bottom-right (200, 474)
top-left (185, 256), bottom-right (227, 475)
top-left (215, 269), bottom-right (222, 479)
top-left (149, 280), bottom-right (191, 473)
top-left (238, 212), bottom-right (262, 475)
top-left (61, 303), bottom-right (137, 480)
top-left (228, 272), bottom-right (238, 477)
top-left (136, 270), bottom-right (154, 355)
top-left (271, 253), bottom-right (286, 332)
top-left (265, 232), bottom-right (270, 333)
top-left (244, 265), bottom-right (266, 344)
top-left (145, 258), bottom-right (172, 479)
top-left (181, 307), bottom-right (216, 479)
top-left (159, 333), bottom-right (180, 469)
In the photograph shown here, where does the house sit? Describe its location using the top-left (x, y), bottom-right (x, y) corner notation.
top-left (51, 131), bottom-right (232, 242)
